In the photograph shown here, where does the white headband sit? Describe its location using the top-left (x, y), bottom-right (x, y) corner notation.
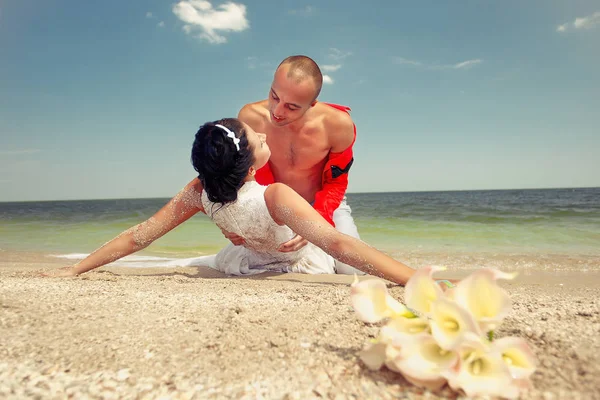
top-left (215, 124), bottom-right (240, 152)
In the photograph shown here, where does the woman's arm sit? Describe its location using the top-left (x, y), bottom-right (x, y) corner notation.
top-left (43, 178), bottom-right (205, 277)
top-left (264, 183), bottom-right (415, 285)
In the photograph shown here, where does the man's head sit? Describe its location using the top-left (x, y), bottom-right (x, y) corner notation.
top-left (268, 55), bottom-right (323, 127)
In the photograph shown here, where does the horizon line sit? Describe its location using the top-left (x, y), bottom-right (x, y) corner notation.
top-left (1, 185), bottom-right (598, 204)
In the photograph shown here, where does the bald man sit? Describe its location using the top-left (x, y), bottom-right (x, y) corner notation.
top-left (225, 55), bottom-right (363, 275)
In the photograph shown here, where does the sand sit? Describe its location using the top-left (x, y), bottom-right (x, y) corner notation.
top-left (1, 251), bottom-right (599, 399)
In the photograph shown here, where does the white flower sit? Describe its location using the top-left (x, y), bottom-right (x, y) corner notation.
top-left (444, 333), bottom-right (519, 399)
top-left (494, 336), bottom-right (537, 380)
top-left (359, 341), bottom-right (388, 371)
top-left (359, 315), bottom-right (428, 371)
top-left (429, 298), bottom-right (481, 350)
top-left (404, 265), bottom-right (446, 316)
top-left (351, 268), bottom-right (536, 399)
top-left (381, 316), bottom-right (429, 342)
top-left (388, 334), bottom-right (459, 391)
top-left (350, 277), bottom-right (412, 323)
top-left (451, 268), bottom-right (517, 332)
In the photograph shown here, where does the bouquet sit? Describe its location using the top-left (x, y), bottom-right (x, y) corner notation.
top-left (350, 267), bottom-right (536, 399)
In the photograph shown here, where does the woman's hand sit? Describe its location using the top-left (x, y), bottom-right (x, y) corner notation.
top-left (39, 266), bottom-right (79, 278)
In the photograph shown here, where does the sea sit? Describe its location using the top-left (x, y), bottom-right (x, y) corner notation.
top-left (1, 187), bottom-right (599, 274)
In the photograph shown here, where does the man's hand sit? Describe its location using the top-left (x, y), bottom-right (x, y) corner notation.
top-left (40, 266), bottom-right (78, 278)
top-left (277, 235), bottom-right (308, 252)
top-left (220, 227), bottom-right (246, 246)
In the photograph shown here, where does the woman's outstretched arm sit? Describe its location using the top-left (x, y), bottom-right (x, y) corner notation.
top-left (264, 183), bottom-right (415, 285)
top-left (43, 178), bottom-right (205, 277)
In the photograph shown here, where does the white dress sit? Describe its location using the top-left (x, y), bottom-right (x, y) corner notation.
top-left (201, 181), bottom-right (336, 275)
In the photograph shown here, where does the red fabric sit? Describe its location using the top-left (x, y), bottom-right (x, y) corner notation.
top-left (256, 103), bottom-right (355, 226)
top-left (255, 161), bottom-right (275, 186)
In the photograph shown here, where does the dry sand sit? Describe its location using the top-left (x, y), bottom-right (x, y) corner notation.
top-left (1, 251), bottom-right (599, 399)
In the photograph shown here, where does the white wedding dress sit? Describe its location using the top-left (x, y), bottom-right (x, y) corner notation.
top-left (201, 181), bottom-right (336, 275)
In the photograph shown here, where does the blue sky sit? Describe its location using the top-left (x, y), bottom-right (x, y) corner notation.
top-left (1, 0), bottom-right (599, 201)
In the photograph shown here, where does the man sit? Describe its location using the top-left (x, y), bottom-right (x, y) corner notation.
top-left (226, 55), bottom-right (363, 275)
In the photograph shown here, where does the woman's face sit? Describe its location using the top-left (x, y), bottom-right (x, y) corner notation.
top-left (244, 123), bottom-right (270, 170)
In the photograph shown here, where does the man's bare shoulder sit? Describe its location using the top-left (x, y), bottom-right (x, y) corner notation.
top-left (238, 100), bottom-right (269, 125)
top-left (315, 103), bottom-right (355, 151)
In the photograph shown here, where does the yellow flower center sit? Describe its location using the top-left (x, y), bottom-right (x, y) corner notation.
top-left (443, 319), bottom-right (459, 331)
top-left (470, 359), bottom-right (483, 375)
top-left (503, 349), bottom-right (529, 368)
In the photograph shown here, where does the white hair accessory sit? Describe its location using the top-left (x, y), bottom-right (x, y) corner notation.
top-left (215, 124), bottom-right (240, 151)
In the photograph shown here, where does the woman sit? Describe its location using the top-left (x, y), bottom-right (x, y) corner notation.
top-left (44, 118), bottom-right (417, 285)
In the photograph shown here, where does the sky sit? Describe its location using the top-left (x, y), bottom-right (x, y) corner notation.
top-left (1, 0), bottom-right (599, 201)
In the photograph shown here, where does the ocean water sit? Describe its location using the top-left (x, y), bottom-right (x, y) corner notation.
top-left (1, 188), bottom-right (598, 269)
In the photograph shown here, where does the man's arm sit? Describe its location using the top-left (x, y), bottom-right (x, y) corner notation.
top-left (312, 108), bottom-right (356, 226)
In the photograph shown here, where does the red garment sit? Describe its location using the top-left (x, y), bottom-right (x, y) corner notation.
top-left (255, 103), bottom-right (355, 226)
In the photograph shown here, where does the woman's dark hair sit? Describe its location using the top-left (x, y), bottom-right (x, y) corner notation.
top-left (191, 118), bottom-right (255, 204)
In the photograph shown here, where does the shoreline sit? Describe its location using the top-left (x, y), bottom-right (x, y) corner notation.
top-left (2, 248), bottom-right (598, 287)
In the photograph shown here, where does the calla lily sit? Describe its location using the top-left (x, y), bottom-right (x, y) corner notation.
top-left (351, 268), bottom-right (535, 398)
top-left (429, 298), bottom-right (481, 350)
top-left (452, 268), bottom-right (517, 332)
top-left (381, 316), bottom-right (430, 342)
top-left (444, 333), bottom-right (519, 399)
top-left (379, 317), bottom-right (430, 374)
top-left (404, 265), bottom-right (446, 316)
top-left (359, 314), bottom-right (428, 372)
top-left (359, 341), bottom-right (388, 371)
top-left (359, 335), bottom-right (405, 372)
top-left (350, 277), bottom-right (412, 323)
top-left (388, 334), bottom-right (458, 392)
top-left (493, 336), bottom-right (537, 380)
top-left (383, 343), bottom-right (403, 373)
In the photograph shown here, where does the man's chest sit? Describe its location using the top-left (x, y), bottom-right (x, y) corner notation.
top-left (266, 128), bottom-right (330, 169)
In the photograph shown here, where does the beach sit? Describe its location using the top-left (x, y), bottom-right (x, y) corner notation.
top-left (3, 0), bottom-right (599, 397)
top-left (1, 250), bottom-right (599, 399)
top-left (1, 188), bottom-right (599, 398)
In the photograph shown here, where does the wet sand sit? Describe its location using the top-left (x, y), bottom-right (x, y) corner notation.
top-left (1, 250), bottom-right (599, 399)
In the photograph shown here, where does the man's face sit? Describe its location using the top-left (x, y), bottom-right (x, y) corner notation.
top-left (267, 65), bottom-right (317, 127)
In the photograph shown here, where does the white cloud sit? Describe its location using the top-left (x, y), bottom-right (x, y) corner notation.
top-left (393, 57), bottom-right (423, 67)
top-left (158, 21), bottom-right (165, 28)
top-left (172, 1), bottom-right (249, 44)
top-left (452, 59), bottom-right (482, 69)
top-left (288, 5), bottom-right (314, 16)
top-left (146, 11), bottom-right (153, 18)
top-left (328, 48), bottom-right (352, 61)
top-left (321, 64), bottom-right (341, 72)
top-left (394, 57), bottom-right (483, 71)
top-left (574, 11), bottom-right (600, 29)
top-left (556, 23), bottom-right (568, 32)
top-left (557, 11), bottom-right (600, 32)
top-left (322, 50), bottom-right (350, 83)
